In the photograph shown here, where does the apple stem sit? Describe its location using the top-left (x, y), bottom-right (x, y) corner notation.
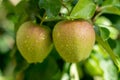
top-left (40, 12), bottom-right (46, 25)
top-left (36, 14), bottom-right (42, 20)
top-left (96, 34), bottom-right (120, 71)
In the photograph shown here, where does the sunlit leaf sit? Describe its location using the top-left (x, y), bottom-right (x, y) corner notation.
top-left (70, 0), bottom-right (96, 19)
top-left (100, 60), bottom-right (118, 80)
top-left (102, 6), bottom-right (120, 16)
top-left (100, 0), bottom-right (120, 15)
top-left (85, 58), bottom-right (103, 76)
top-left (102, 0), bottom-right (120, 7)
top-left (95, 16), bottom-right (119, 39)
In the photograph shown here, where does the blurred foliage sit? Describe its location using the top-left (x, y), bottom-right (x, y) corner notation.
top-left (0, 0), bottom-right (120, 80)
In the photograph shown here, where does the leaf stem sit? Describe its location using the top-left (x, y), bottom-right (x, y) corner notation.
top-left (93, 11), bottom-right (103, 22)
top-left (96, 34), bottom-right (120, 71)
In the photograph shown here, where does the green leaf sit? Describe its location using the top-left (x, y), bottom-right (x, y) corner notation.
top-left (100, 0), bottom-right (120, 15)
top-left (102, 0), bottom-right (120, 7)
top-left (100, 27), bottom-right (110, 41)
top-left (15, 0), bottom-right (39, 17)
top-left (14, 0), bottom-right (38, 32)
top-left (108, 38), bottom-right (116, 49)
top-left (95, 16), bottom-right (112, 26)
top-left (25, 57), bottom-right (60, 80)
top-left (70, 0), bottom-right (96, 19)
top-left (95, 16), bottom-right (119, 39)
top-left (15, 1), bottom-right (28, 16)
top-left (85, 58), bottom-right (103, 76)
top-left (2, 0), bottom-right (15, 14)
top-left (39, 0), bottom-right (61, 17)
top-left (114, 40), bottom-right (120, 56)
top-left (93, 0), bottom-right (103, 5)
top-left (101, 6), bottom-right (120, 16)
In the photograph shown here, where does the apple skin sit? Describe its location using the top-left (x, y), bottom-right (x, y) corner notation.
top-left (53, 20), bottom-right (95, 62)
top-left (16, 21), bottom-right (53, 63)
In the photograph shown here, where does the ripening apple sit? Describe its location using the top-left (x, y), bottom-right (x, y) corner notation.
top-left (53, 20), bottom-right (95, 62)
top-left (16, 21), bottom-right (53, 63)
